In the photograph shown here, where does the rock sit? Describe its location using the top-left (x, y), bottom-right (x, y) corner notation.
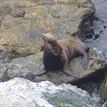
top-left (0, 0), bottom-right (95, 55)
top-left (0, 77), bottom-right (102, 107)
top-left (0, 50), bottom-right (12, 81)
top-left (7, 52), bottom-right (45, 80)
top-left (100, 73), bottom-right (107, 100)
top-left (0, 47), bottom-right (105, 84)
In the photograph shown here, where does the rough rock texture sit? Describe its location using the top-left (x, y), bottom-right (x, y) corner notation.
top-left (0, 0), bottom-right (95, 55)
top-left (0, 77), bottom-right (102, 107)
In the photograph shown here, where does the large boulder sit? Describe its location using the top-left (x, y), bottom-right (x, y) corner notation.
top-left (0, 77), bottom-right (101, 107)
top-left (0, 0), bottom-right (95, 55)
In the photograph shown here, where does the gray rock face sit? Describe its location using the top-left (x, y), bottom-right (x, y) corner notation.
top-left (0, 77), bottom-right (102, 107)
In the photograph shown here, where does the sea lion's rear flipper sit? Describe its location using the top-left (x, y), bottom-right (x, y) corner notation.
top-left (63, 69), bottom-right (80, 78)
top-left (81, 51), bottom-right (88, 69)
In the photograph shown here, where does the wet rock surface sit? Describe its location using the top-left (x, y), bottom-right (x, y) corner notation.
top-left (0, 77), bottom-right (102, 107)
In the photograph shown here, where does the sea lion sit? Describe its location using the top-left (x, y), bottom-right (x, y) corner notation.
top-left (42, 33), bottom-right (89, 78)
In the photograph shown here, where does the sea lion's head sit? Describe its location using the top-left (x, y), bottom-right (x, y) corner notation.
top-left (42, 33), bottom-right (62, 56)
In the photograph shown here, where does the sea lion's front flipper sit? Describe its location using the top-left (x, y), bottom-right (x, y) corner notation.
top-left (63, 65), bottom-right (80, 78)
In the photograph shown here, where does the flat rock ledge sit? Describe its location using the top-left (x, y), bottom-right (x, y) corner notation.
top-left (0, 77), bottom-right (101, 107)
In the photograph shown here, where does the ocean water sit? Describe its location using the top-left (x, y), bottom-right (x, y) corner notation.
top-left (87, 0), bottom-right (107, 58)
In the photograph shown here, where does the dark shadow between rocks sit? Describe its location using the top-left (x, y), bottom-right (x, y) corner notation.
top-left (68, 66), bottom-right (107, 93)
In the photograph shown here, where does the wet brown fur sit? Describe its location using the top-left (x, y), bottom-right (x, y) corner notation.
top-left (42, 33), bottom-right (89, 78)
